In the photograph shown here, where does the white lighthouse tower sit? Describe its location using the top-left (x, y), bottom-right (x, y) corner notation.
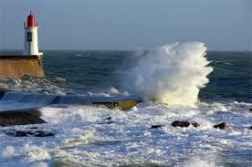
top-left (24, 11), bottom-right (43, 56)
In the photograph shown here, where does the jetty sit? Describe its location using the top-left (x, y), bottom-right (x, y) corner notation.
top-left (0, 12), bottom-right (44, 78)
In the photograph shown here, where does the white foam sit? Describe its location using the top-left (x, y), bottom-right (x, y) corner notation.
top-left (41, 105), bottom-right (115, 124)
top-left (0, 101), bottom-right (251, 166)
top-left (124, 42), bottom-right (213, 107)
top-left (2, 146), bottom-right (15, 159)
top-left (31, 162), bottom-right (48, 167)
top-left (63, 129), bottom-right (96, 148)
top-left (109, 87), bottom-right (120, 95)
top-left (184, 156), bottom-right (216, 167)
top-left (24, 145), bottom-right (51, 161)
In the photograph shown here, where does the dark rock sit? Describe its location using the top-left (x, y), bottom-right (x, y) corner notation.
top-left (30, 126), bottom-right (39, 129)
top-left (171, 121), bottom-right (190, 128)
top-left (21, 74), bottom-right (34, 81)
top-left (8, 130), bottom-right (29, 137)
top-left (104, 116), bottom-right (114, 124)
top-left (0, 109), bottom-right (46, 127)
top-left (150, 125), bottom-right (164, 129)
top-left (5, 129), bottom-right (55, 137)
top-left (105, 116), bottom-right (112, 121)
top-left (32, 130), bottom-right (55, 137)
top-left (97, 116), bottom-right (114, 124)
top-left (249, 126), bottom-right (252, 130)
top-left (249, 108), bottom-right (252, 112)
top-left (191, 121), bottom-right (200, 128)
top-left (99, 120), bottom-right (114, 125)
top-left (171, 121), bottom-right (200, 128)
top-left (213, 122), bottom-right (227, 129)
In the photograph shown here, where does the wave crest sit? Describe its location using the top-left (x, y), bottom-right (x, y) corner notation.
top-left (124, 42), bottom-right (213, 106)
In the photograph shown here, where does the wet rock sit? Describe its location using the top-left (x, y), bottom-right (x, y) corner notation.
top-left (29, 126), bottom-right (39, 129)
top-left (213, 122), bottom-right (228, 129)
top-left (97, 116), bottom-right (114, 124)
top-left (104, 117), bottom-right (114, 124)
top-left (0, 109), bottom-right (46, 127)
top-left (150, 125), bottom-right (164, 129)
top-left (171, 121), bottom-right (200, 128)
top-left (31, 130), bottom-right (55, 137)
top-left (171, 121), bottom-right (190, 128)
top-left (105, 116), bottom-right (112, 121)
top-left (21, 74), bottom-right (34, 81)
top-left (5, 129), bottom-right (54, 137)
top-left (249, 126), bottom-right (252, 130)
top-left (249, 108), bottom-right (252, 112)
top-left (191, 121), bottom-right (200, 128)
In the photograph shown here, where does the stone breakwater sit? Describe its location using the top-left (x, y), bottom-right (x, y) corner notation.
top-left (0, 55), bottom-right (44, 78)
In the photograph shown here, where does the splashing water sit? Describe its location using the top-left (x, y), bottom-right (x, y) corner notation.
top-left (0, 75), bottom-right (69, 95)
top-left (125, 42), bottom-right (213, 106)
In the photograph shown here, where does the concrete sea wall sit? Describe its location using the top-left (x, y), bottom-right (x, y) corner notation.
top-left (0, 55), bottom-right (44, 78)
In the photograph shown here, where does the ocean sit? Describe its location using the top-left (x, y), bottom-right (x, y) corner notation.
top-left (0, 42), bottom-right (251, 167)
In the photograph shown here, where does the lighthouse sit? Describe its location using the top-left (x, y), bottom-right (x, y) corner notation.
top-left (0, 11), bottom-right (45, 78)
top-left (24, 12), bottom-right (43, 56)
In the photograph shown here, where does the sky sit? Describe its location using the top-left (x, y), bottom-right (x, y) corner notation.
top-left (0, 0), bottom-right (251, 51)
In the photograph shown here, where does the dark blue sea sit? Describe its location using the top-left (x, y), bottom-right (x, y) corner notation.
top-left (0, 42), bottom-right (251, 167)
top-left (44, 50), bottom-right (251, 103)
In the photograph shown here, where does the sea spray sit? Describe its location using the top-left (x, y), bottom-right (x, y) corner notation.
top-left (124, 42), bottom-right (213, 106)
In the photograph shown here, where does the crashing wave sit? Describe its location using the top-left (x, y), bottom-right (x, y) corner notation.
top-left (124, 42), bottom-right (213, 106)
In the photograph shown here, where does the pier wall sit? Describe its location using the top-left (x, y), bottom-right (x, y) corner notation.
top-left (0, 55), bottom-right (44, 78)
